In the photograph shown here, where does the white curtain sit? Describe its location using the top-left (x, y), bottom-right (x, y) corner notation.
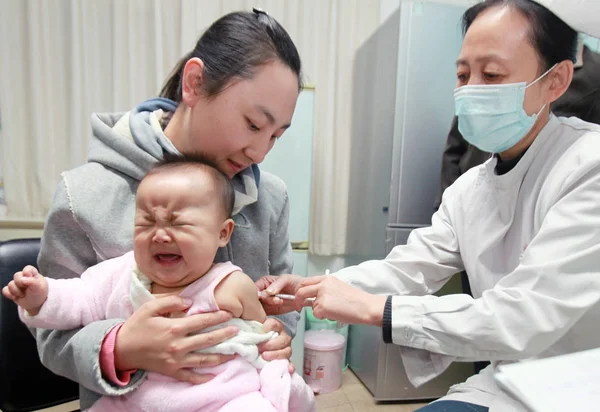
top-left (0, 0), bottom-right (184, 219)
top-left (306, 1), bottom-right (382, 255)
top-left (0, 0), bottom-right (382, 255)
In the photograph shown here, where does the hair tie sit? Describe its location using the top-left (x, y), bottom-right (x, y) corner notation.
top-left (252, 7), bottom-right (269, 16)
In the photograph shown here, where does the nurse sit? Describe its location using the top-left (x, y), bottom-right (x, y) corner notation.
top-left (258, 1), bottom-right (600, 410)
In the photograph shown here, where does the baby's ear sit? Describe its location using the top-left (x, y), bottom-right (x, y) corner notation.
top-left (219, 218), bottom-right (235, 246)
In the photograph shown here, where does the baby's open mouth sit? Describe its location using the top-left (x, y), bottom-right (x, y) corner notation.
top-left (154, 254), bottom-right (182, 263)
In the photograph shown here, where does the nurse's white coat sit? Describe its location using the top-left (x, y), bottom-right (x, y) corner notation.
top-left (335, 115), bottom-right (600, 411)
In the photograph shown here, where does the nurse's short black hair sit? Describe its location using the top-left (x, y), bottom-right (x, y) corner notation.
top-left (143, 154), bottom-right (235, 218)
top-left (462, 0), bottom-right (578, 73)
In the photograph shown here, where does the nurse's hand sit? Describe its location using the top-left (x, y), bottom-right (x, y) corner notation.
top-left (114, 296), bottom-right (239, 384)
top-left (255, 274), bottom-right (305, 315)
top-left (259, 317), bottom-right (295, 374)
top-left (295, 276), bottom-right (387, 326)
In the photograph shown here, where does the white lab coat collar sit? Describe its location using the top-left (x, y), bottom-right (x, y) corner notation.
top-left (485, 115), bottom-right (560, 190)
top-left (485, 115), bottom-right (560, 223)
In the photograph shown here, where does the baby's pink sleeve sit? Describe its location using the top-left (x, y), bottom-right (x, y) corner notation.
top-left (100, 323), bottom-right (137, 386)
top-left (19, 257), bottom-right (129, 330)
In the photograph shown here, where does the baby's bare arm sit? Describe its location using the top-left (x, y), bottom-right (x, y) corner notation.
top-left (214, 271), bottom-right (267, 323)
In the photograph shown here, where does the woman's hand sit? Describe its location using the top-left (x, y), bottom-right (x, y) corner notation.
top-left (258, 317), bottom-right (295, 373)
top-left (255, 274), bottom-right (306, 315)
top-left (295, 276), bottom-right (387, 326)
top-left (114, 295), bottom-right (239, 384)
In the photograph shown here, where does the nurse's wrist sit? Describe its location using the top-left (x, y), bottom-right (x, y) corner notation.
top-left (365, 294), bottom-right (387, 327)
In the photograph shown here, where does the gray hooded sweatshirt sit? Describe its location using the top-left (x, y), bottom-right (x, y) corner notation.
top-left (35, 98), bottom-right (299, 410)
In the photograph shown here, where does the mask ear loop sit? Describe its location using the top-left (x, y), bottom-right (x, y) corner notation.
top-left (526, 63), bottom-right (558, 89)
top-left (526, 63), bottom-right (558, 120)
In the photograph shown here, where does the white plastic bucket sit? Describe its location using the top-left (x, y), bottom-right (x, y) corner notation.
top-left (303, 330), bottom-right (345, 394)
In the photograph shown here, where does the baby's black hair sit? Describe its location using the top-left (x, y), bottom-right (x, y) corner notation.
top-left (143, 154), bottom-right (235, 218)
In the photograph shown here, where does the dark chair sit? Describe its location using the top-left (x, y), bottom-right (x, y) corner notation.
top-left (0, 238), bottom-right (79, 412)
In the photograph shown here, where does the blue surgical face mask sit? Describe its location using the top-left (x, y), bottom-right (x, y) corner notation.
top-left (454, 64), bottom-right (556, 153)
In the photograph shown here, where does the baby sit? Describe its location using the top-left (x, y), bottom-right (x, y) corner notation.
top-left (3, 156), bottom-right (314, 412)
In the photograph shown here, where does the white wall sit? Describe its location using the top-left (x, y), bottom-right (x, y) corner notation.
top-left (259, 90), bottom-right (315, 245)
top-left (583, 35), bottom-right (600, 52)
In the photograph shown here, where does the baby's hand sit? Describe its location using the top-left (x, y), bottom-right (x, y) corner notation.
top-left (2, 265), bottom-right (49, 316)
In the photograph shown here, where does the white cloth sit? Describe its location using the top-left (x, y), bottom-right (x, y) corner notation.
top-left (199, 319), bottom-right (276, 369)
top-left (533, 0), bottom-right (600, 38)
top-left (335, 115), bottom-right (600, 411)
top-left (130, 267), bottom-right (276, 368)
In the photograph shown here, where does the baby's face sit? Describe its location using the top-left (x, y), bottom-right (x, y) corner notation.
top-left (133, 171), bottom-right (232, 288)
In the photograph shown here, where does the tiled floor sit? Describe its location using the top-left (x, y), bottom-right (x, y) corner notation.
top-left (7, 370), bottom-right (430, 412)
top-left (0, 400), bottom-right (80, 412)
top-left (315, 369), bottom-right (430, 412)
top-left (34, 401), bottom-right (80, 412)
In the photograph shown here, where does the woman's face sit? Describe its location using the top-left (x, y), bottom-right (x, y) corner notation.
top-left (173, 60), bottom-right (299, 178)
top-left (456, 5), bottom-right (549, 117)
